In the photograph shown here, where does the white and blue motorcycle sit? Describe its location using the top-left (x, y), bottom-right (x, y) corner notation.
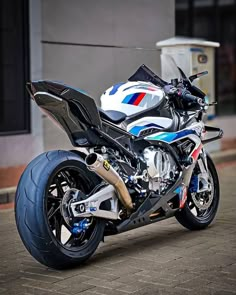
top-left (15, 55), bottom-right (223, 269)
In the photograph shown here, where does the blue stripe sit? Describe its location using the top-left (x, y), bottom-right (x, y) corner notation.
top-left (129, 123), bottom-right (164, 136)
top-left (122, 93), bottom-right (140, 105)
top-left (109, 82), bottom-right (125, 95)
top-left (122, 93), bottom-right (134, 104)
top-left (146, 129), bottom-right (196, 143)
top-left (174, 186), bottom-right (181, 194)
top-left (129, 126), bottom-right (145, 135)
top-left (127, 93), bottom-right (140, 105)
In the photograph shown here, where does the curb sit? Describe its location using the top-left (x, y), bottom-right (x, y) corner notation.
top-left (1, 149), bottom-right (236, 208)
top-left (0, 187), bottom-right (16, 205)
top-left (211, 149), bottom-right (236, 164)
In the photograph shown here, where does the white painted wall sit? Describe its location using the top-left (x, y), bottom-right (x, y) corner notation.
top-left (214, 116), bottom-right (236, 138)
top-left (41, 0), bottom-right (176, 150)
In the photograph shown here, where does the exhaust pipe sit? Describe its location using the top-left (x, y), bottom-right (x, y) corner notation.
top-left (85, 153), bottom-right (133, 210)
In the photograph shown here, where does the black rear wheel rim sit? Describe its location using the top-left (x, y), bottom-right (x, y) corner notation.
top-left (45, 165), bottom-right (99, 251)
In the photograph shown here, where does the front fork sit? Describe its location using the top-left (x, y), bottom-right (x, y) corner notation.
top-left (189, 148), bottom-right (211, 194)
top-left (178, 145), bottom-right (208, 208)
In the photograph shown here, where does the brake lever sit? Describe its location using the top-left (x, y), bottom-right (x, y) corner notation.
top-left (208, 101), bottom-right (217, 106)
top-left (203, 101), bottom-right (218, 107)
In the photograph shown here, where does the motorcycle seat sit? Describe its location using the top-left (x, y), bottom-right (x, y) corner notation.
top-left (99, 108), bottom-right (127, 124)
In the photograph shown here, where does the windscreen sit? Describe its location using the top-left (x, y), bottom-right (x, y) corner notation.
top-left (128, 54), bottom-right (187, 87)
top-left (160, 54), bottom-right (182, 83)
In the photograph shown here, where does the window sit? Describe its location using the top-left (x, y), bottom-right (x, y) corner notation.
top-left (176, 0), bottom-right (236, 115)
top-left (0, 0), bottom-right (30, 135)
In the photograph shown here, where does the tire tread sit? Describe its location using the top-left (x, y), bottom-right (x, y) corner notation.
top-left (15, 150), bottom-right (104, 269)
top-left (175, 155), bottom-right (220, 231)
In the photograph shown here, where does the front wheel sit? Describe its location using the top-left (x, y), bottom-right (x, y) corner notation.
top-left (175, 154), bottom-right (220, 230)
top-left (15, 150), bottom-right (105, 269)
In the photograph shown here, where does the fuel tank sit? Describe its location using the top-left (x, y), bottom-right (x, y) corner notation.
top-left (100, 81), bottom-right (165, 117)
top-left (100, 81), bottom-right (175, 136)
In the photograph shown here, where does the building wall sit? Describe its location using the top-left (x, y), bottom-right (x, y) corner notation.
top-left (0, 0), bottom-right (43, 168)
top-left (41, 0), bottom-right (175, 150)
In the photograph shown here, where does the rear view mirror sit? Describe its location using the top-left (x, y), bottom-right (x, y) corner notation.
top-left (189, 71), bottom-right (208, 82)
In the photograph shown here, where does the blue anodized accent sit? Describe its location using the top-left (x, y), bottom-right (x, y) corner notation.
top-left (90, 207), bottom-right (97, 212)
top-left (71, 219), bottom-right (89, 235)
top-left (146, 129), bottom-right (196, 143)
top-left (189, 175), bottom-right (198, 193)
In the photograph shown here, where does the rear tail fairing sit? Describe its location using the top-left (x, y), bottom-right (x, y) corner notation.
top-left (27, 81), bottom-right (137, 159)
top-left (27, 81), bottom-right (107, 147)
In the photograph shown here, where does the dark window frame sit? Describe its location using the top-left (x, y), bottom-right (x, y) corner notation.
top-left (0, 0), bottom-right (31, 136)
top-left (175, 0), bottom-right (236, 116)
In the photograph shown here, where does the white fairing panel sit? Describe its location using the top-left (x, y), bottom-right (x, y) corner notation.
top-left (100, 81), bottom-right (165, 116)
top-left (127, 117), bottom-right (173, 136)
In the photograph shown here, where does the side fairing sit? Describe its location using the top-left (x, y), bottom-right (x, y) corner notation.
top-left (127, 117), bottom-right (173, 136)
top-left (144, 122), bottom-right (204, 162)
top-left (145, 122), bottom-right (204, 143)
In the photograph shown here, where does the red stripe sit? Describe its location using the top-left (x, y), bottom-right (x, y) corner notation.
top-left (179, 187), bottom-right (187, 209)
top-left (133, 93), bottom-right (146, 106)
top-left (148, 86), bottom-right (157, 91)
top-left (191, 144), bottom-right (203, 160)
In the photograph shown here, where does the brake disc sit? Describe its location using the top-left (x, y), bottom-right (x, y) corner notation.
top-left (61, 188), bottom-right (85, 227)
top-left (191, 190), bottom-right (214, 210)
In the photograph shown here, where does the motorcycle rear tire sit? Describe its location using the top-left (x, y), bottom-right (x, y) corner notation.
top-left (15, 150), bottom-right (105, 269)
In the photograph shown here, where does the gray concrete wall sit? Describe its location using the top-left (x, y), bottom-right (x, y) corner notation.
top-left (0, 0), bottom-right (44, 167)
top-left (42, 0), bottom-right (175, 150)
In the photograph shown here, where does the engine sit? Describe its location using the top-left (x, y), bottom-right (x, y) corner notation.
top-left (143, 146), bottom-right (179, 193)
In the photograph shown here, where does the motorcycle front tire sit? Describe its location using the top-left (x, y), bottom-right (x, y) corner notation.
top-left (175, 154), bottom-right (220, 230)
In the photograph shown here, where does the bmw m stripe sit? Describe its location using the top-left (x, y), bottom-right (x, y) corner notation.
top-left (129, 123), bottom-right (164, 136)
top-left (146, 129), bottom-right (196, 143)
top-left (122, 93), bottom-right (146, 106)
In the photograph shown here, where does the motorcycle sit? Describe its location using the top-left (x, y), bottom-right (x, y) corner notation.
top-left (15, 55), bottom-right (223, 269)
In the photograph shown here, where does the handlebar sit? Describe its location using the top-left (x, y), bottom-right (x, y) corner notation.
top-left (181, 92), bottom-right (205, 106)
top-left (164, 85), bottom-right (206, 107)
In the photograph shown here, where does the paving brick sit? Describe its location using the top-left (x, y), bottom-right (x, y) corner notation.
top-left (56, 282), bottom-right (96, 294)
top-left (83, 277), bottom-right (126, 289)
top-left (54, 274), bottom-right (90, 286)
top-left (117, 281), bottom-right (150, 293)
top-left (79, 270), bottom-right (120, 281)
top-left (87, 286), bottom-right (128, 295)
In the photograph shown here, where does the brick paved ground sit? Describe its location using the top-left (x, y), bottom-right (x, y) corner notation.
top-left (0, 163), bottom-right (235, 295)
